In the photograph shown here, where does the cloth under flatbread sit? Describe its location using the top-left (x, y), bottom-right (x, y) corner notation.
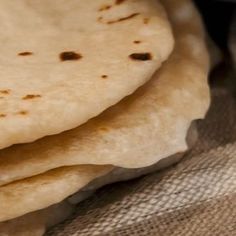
top-left (0, 0), bottom-right (174, 149)
top-left (0, 0), bottom-right (210, 187)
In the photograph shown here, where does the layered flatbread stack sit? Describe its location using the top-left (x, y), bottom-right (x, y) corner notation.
top-left (0, 0), bottom-right (210, 235)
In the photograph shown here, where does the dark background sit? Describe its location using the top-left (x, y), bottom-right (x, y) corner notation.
top-left (195, 0), bottom-right (236, 50)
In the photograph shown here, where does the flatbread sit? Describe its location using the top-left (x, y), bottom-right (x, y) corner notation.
top-left (0, 0), bottom-right (174, 149)
top-left (0, 151), bottom-right (186, 235)
top-left (0, 201), bottom-right (73, 236)
top-left (0, 122), bottom-right (196, 224)
top-left (0, 165), bottom-right (112, 222)
top-left (69, 122), bottom-right (198, 204)
top-left (0, 0), bottom-right (210, 186)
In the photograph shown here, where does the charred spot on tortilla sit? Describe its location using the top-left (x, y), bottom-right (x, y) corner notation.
top-left (143, 18), bottom-right (150, 24)
top-left (22, 94), bottom-right (42, 100)
top-left (18, 110), bottom-right (28, 115)
top-left (115, 0), bottom-right (126, 4)
top-left (0, 114), bottom-right (6, 118)
top-left (18, 52), bottom-right (33, 56)
top-left (0, 89), bottom-right (11, 95)
top-left (98, 13), bottom-right (140, 24)
top-left (107, 13), bottom-right (140, 24)
top-left (129, 53), bottom-right (152, 61)
top-left (133, 40), bottom-right (141, 44)
top-left (99, 5), bottom-right (112, 11)
top-left (60, 51), bottom-right (82, 61)
top-left (101, 75), bottom-right (108, 79)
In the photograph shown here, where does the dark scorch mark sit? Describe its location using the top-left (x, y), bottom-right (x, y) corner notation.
top-left (22, 94), bottom-right (42, 100)
top-left (129, 53), bottom-right (152, 61)
top-left (101, 75), bottom-right (108, 79)
top-left (115, 0), bottom-right (126, 4)
top-left (18, 52), bottom-right (33, 56)
top-left (107, 13), bottom-right (140, 24)
top-left (60, 51), bottom-right (82, 61)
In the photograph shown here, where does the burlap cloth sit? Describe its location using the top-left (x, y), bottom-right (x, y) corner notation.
top-left (46, 87), bottom-right (236, 236)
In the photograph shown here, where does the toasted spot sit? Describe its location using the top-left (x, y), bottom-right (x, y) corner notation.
top-left (18, 52), bottom-right (33, 56)
top-left (101, 75), bottom-right (108, 79)
top-left (98, 16), bottom-right (103, 22)
top-left (115, 0), bottom-right (126, 4)
top-left (60, 51), bottom-right (82, 61)
top-left (99, 127), bottom-right (109, 131)
top-left (106, 13), bottom-right (140, 24)
top-left (0, 97), bottom-right (4, 99)
top-left (143, 18), bottom-right (150, 24)
top-left (0, 90), bottom-right (11, 95)
top-left (0, 114), bottom-right (6, 118)
top-left (99, 5), bottom-right (111, 11)
top-left (129, 53), bottom-right (152, 61)
top-left (22, 94), bottom-right (42, 100)
top-left (133, 40), bottom-right (141, 44)
top-left (18, 110), bottom-right (28, 115)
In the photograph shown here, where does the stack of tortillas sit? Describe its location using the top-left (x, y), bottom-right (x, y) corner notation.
top-left (0, 0), bottom-right (210, 235)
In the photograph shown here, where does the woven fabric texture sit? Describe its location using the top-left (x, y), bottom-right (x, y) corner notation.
top-left (46, 88), bottom-right (236, 236)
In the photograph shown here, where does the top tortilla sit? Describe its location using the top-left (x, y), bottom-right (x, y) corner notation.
top-left (0, 0), bottom-right (210, 186)
top-left (0, 0), bottom-right (173, 149)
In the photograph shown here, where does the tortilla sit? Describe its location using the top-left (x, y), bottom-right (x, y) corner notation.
top-left (0, 122), bottom-right (196, 223)
top-left (69, 122), bottom-right (198, 204)
top-left (0, 0), bottom-right (174, 149)
top-left (0, 165), bottom-right (112, 222)
top-left (0, 0), bottom-right (210, 186)
top-left (0, 201), bottom-right (73, 236)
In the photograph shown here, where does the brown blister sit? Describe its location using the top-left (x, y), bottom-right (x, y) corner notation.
top-left (22, 95), bottom-right (42, 100)
top-left (60, 51), bottom-right (82, 61)
top-left (129, 53), bottom-right (152, 61)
